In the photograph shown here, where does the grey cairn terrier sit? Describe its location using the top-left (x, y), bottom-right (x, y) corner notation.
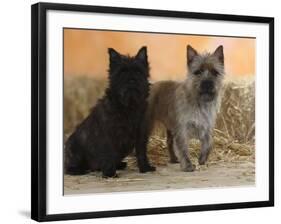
top-left (137, 45), bottom-right (225, 172)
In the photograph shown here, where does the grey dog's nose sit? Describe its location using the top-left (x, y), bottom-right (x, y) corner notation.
top-left (200, 80), bottom-right (214, 91)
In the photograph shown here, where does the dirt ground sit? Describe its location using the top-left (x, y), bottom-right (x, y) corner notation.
top-left (64, 159), bottom-right (255, 195)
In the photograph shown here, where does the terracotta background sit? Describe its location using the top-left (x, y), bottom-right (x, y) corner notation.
top-left (64, 29), bottom-right (255, 81)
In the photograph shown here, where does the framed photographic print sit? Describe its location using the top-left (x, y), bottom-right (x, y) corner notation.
top-left (31, 2), bottom-right (274, 222)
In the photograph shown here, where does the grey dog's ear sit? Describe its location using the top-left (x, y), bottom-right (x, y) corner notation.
top-left (213, 45), bottom-right (224, 64)
top-left (187, 45), bottom-right (198, 66)
top-left (135, 46), bottom-right (148, 65)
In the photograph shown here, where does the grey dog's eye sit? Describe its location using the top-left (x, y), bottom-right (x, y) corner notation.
top-left (194, 69), bottom-right (201, 75)
top-left (210, 68), bottom-right (219, 76)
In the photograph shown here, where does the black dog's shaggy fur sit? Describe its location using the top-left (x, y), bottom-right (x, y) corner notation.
top-left (64, 47), bottom-right (155, 177)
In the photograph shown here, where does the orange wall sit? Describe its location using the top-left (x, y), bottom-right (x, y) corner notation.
top-left (64, 29), bottom-right (255, 81)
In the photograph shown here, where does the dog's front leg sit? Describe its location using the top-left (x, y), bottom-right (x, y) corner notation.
top-left (135, 120), bottom-right (156, 173)
top-left (173, 130), bottom-right (195, 172)
top-left (199, 131), bottom-right (212, 165)
top-left (135, 144), bottom-right (156, 173)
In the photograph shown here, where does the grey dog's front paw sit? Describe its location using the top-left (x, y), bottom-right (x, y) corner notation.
top-left (181, 163), bottom-right (195, 172)
top-left (199, 152), bottom-right (209, 165)
top-left (169, 158), bottom-right (179, 163)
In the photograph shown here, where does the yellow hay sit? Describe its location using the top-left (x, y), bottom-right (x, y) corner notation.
top-left (64, 76), bottom-right (255, 167)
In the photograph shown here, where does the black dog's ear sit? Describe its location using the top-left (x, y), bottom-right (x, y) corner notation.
top-left (135, 46), bottom-right (148, 65)
top-left (213, 45), bottom-right (224, 64)
top-left (108, 48), bottom-right (122, 68)
top-left (187, 45), bottom-right (198, 66)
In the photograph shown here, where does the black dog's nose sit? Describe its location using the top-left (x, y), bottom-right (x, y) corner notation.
top-left (129, 79), bottom-right (136, 85)
top-left (200, 80), bottom-right (214, 91)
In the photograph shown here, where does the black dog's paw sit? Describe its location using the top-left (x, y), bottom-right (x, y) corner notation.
top-left (139, 165), bottom-right (156, 173)
top-left (117, 161), bottom-right (127, 170)
top-left (102, 173), bottom-right (119, 178)
top-left (102, 166), bottom-right (117, 178)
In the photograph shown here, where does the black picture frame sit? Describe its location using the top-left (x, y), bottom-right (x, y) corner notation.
top-left (31, 2), bottom-right (274, 222)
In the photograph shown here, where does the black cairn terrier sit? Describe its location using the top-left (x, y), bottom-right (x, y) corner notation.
top-left (64, 47), bottom-right (155, 177)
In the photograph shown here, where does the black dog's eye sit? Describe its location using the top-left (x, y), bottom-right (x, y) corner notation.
top-left (194, 69), bottom-right (202, 75)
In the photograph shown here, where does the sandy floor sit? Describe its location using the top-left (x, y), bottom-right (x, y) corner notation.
top-left (64, 160), bottom-right (255, 195)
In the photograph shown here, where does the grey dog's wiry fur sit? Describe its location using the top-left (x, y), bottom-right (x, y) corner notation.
top-left (140, 45), bottom-right (225, 171)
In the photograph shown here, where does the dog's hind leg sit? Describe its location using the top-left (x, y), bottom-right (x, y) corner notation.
top-left (64, 151), bottom-right (89, 175)
top-left (64, 139), bottom-right (89, 175)
top-left (64, 152), bottom-right (89, 175)
top-left (167, 130), bottom-right (179, 163)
